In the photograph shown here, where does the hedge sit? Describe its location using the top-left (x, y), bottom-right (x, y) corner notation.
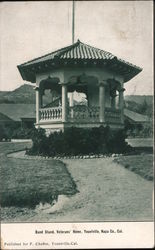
top-left (27, 126), bottom-right (131, 156)
top-left (0, 123), bottom-right (35, 141)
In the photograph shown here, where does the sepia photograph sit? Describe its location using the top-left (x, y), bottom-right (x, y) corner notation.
top-left (0, 0), bottom-right (154, 248)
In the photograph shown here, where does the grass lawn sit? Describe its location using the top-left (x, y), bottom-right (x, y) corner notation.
top-left (1, 142), bottom-right (153, 222)
top-left (126, 138), bottom-right (153, 148)
top-left (114, 154), bottom-right (153, 181)
top-left (0, 141), bottom-right (32, 155)
top-left (0, 142), bottom-right (77, 209)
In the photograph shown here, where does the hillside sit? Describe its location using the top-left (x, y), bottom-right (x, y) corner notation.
top-left (125, 95), bottom-right (153, 106)
top-left (0, 84), bottom-right (51, 104)
top-left (0, 85), bottom-right (35, 104)
top-left (124, 95), bottom-right (153, 118)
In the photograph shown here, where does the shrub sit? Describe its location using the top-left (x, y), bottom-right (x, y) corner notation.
top-left (107, 129), bottom-right (131, 153)
top-left (0, 123), bottom-right (36, 140)
top-left (11, 127), bottom-right (32, 139)
top-left (0, 124), bottom-right (9, 141)
top-left (28, 126), bottom-right (131, 156)
top-left (124, 118), bottom-right (153, 138)
top-left (28, 128), bottom-right (49, 155)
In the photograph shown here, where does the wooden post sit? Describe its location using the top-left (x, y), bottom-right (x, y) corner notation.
top-left (35, 87), bottom-right (40, 124)
top-left (61, 83), bottom-right (68, 122)
top-left (70, 92), bottom-right (74, 107)
top-left (70, 92), bottom-right (74, 119)
top-left (40, 91), bottom-right (43, 108)
top-left (119, 88), bottom-right (125, 123)
top-left (99, 82), bottom-right (106, 123)
top-left (111, 96), bottom-right (116, 109)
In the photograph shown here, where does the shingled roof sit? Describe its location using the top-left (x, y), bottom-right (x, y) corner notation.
top-left (0, 104), bottom-right (36, 122)
top-left (0, 112), bottom-right (14, 123)
top-left (124, 109), bottom-right (150, 123)
top-left (18, 39), bottom-right (142, 83)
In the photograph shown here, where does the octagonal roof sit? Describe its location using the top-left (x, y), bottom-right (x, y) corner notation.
top-left (18, 39), bottom-right (142, 83)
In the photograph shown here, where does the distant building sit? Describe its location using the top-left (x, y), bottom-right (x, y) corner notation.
top-left (0, 104), bottom-right (36, 128)
top-left (124, 109), bottom-right (150, 125)
top-left (0, 112), bottom-right (14, 126)
top-left (124, 108), bottom-right (152, 137)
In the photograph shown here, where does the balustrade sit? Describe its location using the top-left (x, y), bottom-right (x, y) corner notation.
top-left (39, 106), bottom-right (121, 124)
top-left (68, 105), bottom-right (89, 120)
top-left (89, 106), bottom-right (100, 120)
top-left (39, 107), bottom-right (62, 121)
top-left (105, 107), bottom-right (121, 123)
top-left (68, 106), bottom-right (100, 121)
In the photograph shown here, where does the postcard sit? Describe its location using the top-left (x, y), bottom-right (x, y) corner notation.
top-left (0, 1), bottom-right (154, 249)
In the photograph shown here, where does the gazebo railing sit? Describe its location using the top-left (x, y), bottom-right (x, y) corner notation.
top-left (39, 107), bottom-right (62, 121)
top-left (68, 106), bottom-right (99, 121)
top-left (68, 106), bottom-right (121, 123)
top-left (39, 106), bottom-right (121, 123)
top-left (105, 107), bottom-right (121, 123)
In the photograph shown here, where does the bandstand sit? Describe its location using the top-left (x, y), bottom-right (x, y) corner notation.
top-left (18, 40), bottom-right (142, 134)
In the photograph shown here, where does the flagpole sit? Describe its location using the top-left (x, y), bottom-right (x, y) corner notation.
top-left (72, 0), bottom-right (75, 44)
top-left (70, 0), bottom-right (75, 107)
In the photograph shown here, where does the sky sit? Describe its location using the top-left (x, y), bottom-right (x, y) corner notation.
top-left (0, 1), bottom-right (153, 95)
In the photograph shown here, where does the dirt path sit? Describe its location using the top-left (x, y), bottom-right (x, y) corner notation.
top-left (15, 157), bottom-right (153, 222)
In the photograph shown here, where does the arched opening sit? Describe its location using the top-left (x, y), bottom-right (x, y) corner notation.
top-left (39, 76), bottom-right (61, 108)
top-left (107, 78), bottom-right (121, 109)
top-left (67, 73), bottom-right (98, 107)
top-left (42, 89), bottom-right (61, 108)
